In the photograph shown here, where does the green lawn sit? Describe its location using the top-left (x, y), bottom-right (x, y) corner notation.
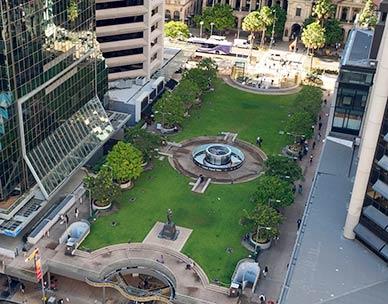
top-left (82, 80), bottom-right (296, 283)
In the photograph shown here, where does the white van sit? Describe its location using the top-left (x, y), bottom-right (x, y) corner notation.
top-left (233, 39), bottom-right (249, 49)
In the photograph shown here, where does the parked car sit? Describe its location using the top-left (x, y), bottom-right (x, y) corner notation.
top-left (233, 39), bottom-right (249, 49)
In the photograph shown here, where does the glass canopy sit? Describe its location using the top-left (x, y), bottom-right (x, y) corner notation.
top-left (26, 96), bottom-right (114, 197)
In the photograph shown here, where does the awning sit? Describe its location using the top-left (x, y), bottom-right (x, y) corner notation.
top-left (363, 205), bottom-right (388, 230)
top-left (354, 224), bottom-right (386, 251)
top-left (377, 155), bottom-right (388, 171)
top-left (372, 179), bottom-right (388, 200)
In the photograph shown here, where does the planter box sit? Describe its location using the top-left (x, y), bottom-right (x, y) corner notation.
top-left (92, 201), bottom-right (112, 210)
top-left (249, 233), bottom-right (272, 250)
top-left (119, 180), bottom-right (133, 189)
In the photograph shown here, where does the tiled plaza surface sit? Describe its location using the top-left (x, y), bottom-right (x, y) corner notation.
top-left (143, 221), bottom-right (193, 252)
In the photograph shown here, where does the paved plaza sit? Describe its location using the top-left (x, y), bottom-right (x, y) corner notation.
top-left (143, 222), bottom-right (193, 252)
top-left (168, 136), bottom-right (266, 184)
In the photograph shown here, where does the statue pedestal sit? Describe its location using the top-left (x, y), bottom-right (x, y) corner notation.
top-left (158, 222), bottom-right (179, 241)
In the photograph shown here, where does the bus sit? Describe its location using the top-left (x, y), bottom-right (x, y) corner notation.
top-left (187, 37), bottom-right (233, 55)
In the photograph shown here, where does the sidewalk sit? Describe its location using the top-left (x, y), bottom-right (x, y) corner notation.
top-left (251, 92), bottom-right (332, 303)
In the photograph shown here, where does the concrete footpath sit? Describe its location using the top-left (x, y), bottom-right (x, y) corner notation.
top-left (252, 92), bottom-right (332, 303)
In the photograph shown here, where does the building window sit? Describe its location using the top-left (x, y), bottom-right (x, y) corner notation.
top-left (296, 8), bottom-right (302, 17)
top-left (173, 11), bottom-right (180, 21)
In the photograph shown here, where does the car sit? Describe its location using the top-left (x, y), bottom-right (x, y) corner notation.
top-left (233, 39), bottom-right (249, 49)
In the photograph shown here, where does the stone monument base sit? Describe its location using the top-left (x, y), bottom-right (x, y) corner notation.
top-left (158, 223), bottom-right (179, 241)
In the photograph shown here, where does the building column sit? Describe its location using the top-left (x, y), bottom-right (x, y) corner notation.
top-left (338, 6), bottom-right (343, 19)
top-left (343, 21), bottom-right (388, 239)
top-left (348, 7), bottom-right (353, 22)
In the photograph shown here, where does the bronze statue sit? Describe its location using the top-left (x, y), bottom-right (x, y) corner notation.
top-left (167, 209), bottom-right (173, 224)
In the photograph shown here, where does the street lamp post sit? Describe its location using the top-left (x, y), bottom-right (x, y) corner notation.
top-left (200, 21), bottom-right (204, 38)
top-left (210, 22), bottom-right (215, 36)
top-left (269, 10), bottom-right (277, 49)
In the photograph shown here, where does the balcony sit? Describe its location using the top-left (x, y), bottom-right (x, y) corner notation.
top-left (97, 22), bottom-right (146, 37)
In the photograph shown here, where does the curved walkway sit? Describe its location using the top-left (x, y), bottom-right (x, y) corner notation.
top-left (222, 76), bottom-right (301, 95)
top-left (7, 243), bottom-right (236, 304)
top-left (85, 277), bottom-right (172, 303)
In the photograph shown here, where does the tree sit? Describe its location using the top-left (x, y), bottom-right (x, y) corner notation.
top-left (241, 204), bottom-right (283, 242)
top-left (242, 11), bottom-right (265, 52)
top-left (197, 4), bottom-right (235, 32)
top-left (184, 68), bottom-right (210, 92)
top-left (285, 111), bottom-right (315, 140)
top-left (197, 58), bottom-right (218, 83)
top-left (359, 0), bottom-right (378, 28)
top-left (267, 5), bottom-right (287, 38)
top-left (265, 155), bottom-right (303, 183)
top-left (294, 85), bottom-right (323, 120)
top-left (164, 21), bottom-right (190, 40)
top-left (154, 92), bottom-right (185, 127)
top-left (106, 142), bottom-right (143, 184)
top-left (312, 0), bottom-right (335, 24)
top-left (67, 0), bottom-right (78, 23)
top-left (251, 175), bottom-right (295, 208)
top-left (125, 126), bottom-right (162, 162)
top-left (324, 19), bottom-right (344, 46)
top-left (174, 79), bottom-right (201, 110)
top-left (259, 6), bottom-right (274, 46)
top-left (303, 15), bottom-right (316, 28)
top-left (301, 21), bottom-right (325, 69)
top-left (84, 168), bottom-right (119, 208)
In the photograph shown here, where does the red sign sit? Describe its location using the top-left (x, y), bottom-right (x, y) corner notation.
top-left (34, 254), bottom-right (43, 281)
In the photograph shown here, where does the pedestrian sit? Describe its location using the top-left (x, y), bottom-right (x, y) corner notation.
top-left (324, 99), bottom-right (327, 105)
top-left (64, 214), bottom-right (69, 224)
top-left (256, 136), bottom-right (261, 146)
top-left (297, 218), bottom-right (302, 230)
top-left (312, 141), bottom-right (316, 150)
top-left (264, 266), bottom-right (269, 275)
top-left (318, 132), bottom-right (321, 141)
top-left (310, 154), bottom-right (313, 164)
top-left (298, 184), bottom-right (303, 194)
top-left (74, 207), bottom-right (79, 219)
top-left (157, 254), bottom-right (164, 264)
top-left (20, 282), bottom-right (25, 294)
top-left (298, 151), bottom-right (303, 161)
top-left (319, 115), bottom-right (322, 121)
top-left (292, 184), bottom-right (296, 194)
top-left (259, 294), bottom-right (266, 304)
top-left (318, 122), bottom-right (323, 131)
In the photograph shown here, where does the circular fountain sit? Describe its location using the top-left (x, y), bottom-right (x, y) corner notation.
top-left (192, 143), bottom-right (245, 172)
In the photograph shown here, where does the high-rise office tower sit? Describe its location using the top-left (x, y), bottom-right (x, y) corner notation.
top-left (96, 0), bottom-right (164, 81)
top-left (0, 0), bottom-right (128, 237)
top-left (343, 0), bottom-right (388, 261)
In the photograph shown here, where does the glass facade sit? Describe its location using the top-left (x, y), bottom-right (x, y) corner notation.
top-left (364, 103), bottom-right (388, 215)
top-left (0, 0), bottom-right (108, 201)
top-left (332, 68), bottom-right (375, 135)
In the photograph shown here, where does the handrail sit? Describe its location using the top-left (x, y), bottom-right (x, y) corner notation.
top-left (85, 277), bottom-right (172, 303)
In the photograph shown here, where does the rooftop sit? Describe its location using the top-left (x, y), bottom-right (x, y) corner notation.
top-left (280, 138), bottom-right (388, 304)
top-left (341, 28), bottom-right (375, 68)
